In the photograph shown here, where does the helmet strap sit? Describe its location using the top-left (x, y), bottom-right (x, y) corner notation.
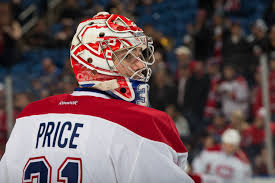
top-left (93, 79), bottom-right (119, 91)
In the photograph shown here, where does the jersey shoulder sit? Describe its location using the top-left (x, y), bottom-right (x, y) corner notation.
top-left (99, 98), bottom-right (188, 153)
top-left (205, 145), bottom-right (222, 152)
top-left (17, 94), bottom-right (70, 119)
top-left (201, 145), bottom-right (223, 157)
top-left (234, 150), bottom-right (250, 164)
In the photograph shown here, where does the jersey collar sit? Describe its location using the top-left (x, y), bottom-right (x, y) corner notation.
top-left (71, 87), bottom-right (113, 99)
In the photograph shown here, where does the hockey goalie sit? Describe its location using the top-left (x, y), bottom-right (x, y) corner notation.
top-left (0, 12), bottom-right (194, 183)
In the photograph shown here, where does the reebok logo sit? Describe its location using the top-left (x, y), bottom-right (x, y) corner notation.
top-left (58, 101), bottom-right (78, 105)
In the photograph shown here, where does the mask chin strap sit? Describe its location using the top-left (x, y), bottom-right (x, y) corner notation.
top-left (92, 79), bottom-right (119, 91)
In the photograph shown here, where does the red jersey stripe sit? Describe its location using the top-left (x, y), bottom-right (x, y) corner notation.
top-left (17, 94), bottom-right (187, 153)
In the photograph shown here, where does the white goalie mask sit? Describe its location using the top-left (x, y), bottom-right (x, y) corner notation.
top-left (70, 12), bottom-right (155, 106)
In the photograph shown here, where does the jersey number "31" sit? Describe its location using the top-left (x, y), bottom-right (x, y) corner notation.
top-left (22, 156), bottom-right (82, 183)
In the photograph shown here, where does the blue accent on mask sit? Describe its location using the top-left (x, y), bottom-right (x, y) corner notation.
top-left (107, 79), bottom-right (150, 107)
top-left (76, 79), bottom-right (150, 107)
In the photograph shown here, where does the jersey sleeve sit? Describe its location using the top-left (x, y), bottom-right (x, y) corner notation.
top-left (0, 118), bottom-right (21, 183)
top-left (131, 140), bottom-right (194, 183)
top-left (109, 121), bottom-right (194, 183)
top-left (192, 151), bottom-right (209, 174)
top-left (234, 150), bottom-right (252, 182)
top-left (235, 162), bottom-right (252, 182)
top-left (110, 137), bottom-right (194, 183)
top-left (0, 153), bottom-right (8, 183)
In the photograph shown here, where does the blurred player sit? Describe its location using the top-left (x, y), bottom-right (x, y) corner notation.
top-left (192, 129), bottom-right (251, 183)
top-left (0, 12), bottom-right (194, 183)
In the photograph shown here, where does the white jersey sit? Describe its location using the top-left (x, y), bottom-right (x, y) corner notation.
top-left (192, 146), bottom-right (251, 183)
top-left (0, 90), bottom-right (194, 183)
top-left (190, 173), bottom-right (223, 183)
top-left (200, 174), bottom-right (223, 183)
top-left (218, 76), bottom-right (249, 119)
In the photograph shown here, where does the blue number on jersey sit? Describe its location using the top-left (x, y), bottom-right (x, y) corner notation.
top-left (58, 158), bottom-right (82, 183)
top-left (23, 156), bottom-right (51, 183)
top-left (23, 157), bottom-right (82, 183)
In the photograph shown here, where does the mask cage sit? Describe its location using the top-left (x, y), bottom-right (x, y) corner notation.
top-left (99, 36), bottom-right (155, 82)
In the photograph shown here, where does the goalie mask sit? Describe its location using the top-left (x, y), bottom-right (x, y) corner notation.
top-left (70, 12), bottom-right (155, 107)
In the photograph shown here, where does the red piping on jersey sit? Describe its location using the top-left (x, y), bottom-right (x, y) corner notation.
top-left (206, 145), bottom-right (222, 152)
top-left (17, 94), bottom-right (187, 153)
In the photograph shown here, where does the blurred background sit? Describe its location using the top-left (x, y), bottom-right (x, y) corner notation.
top-left (0, 0), bottom-right (275, 182)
